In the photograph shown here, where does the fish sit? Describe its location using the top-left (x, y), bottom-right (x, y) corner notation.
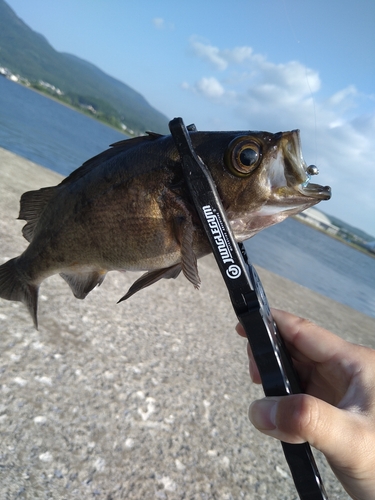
top-left (0, 124), bottom-right (331, 328)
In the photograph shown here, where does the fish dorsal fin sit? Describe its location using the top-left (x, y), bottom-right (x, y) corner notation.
top-left (144, 131), bottom-right (164, 139)
top-left (117, 264), bottom-right (182, 302)
top-left (109, 131), bottom-right (163, 148)
top-left (60, 269), bottom-right (107, 299)
top-left (18, 186), bottom-right (56, 242)
top-left (59, 132), bottom-right (163, 187)
top-left (18, 132), bottom-right (165, 242)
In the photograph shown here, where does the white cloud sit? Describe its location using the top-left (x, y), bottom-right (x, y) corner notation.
top-left (189, 39), bottom-right (322, 109)
top-left (152, 18), bottom-right (165, 29)
top-left (328, 85), bottom-right (357, 106)
top-left (152, 17), bottom-right (174, 30)
top-left (196, 77), bottom-right (225, 98)
top-left (190, 37), bottom-right (254, 70)
top-left (182, 77), bottom-right (226, 99)
top-left (183, 39), bottom-right (375, 234)
top-left (223, 46), bottom-right (253, 64)
top-left (190, 39), bottom-right (228, 70)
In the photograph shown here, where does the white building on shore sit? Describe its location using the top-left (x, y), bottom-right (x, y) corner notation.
top-left (296, 207), bottom-right (339, 235)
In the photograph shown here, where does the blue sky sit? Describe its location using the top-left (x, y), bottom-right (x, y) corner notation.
top-left (5, 0), bottom-right (375, 236)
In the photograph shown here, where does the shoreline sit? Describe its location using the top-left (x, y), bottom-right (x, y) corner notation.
top-left (294, 214), bottom-right (375, 259)
top-left (6, 77), bottom-right (132, 136)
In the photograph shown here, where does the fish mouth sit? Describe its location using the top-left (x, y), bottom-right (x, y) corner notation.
top-left (282, 130), bottom-right (331, 201)
top-left (298, 181), bottom-right (332, 200)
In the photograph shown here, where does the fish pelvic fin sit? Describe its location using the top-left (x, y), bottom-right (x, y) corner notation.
top-left (18, 187), bottom-right (56, 242)
top-left (117, 264), bottom-right (182, 303)
top-left (0, 257), bottom-right (39, 329)
top-left (60, 270), bottom-right (107, 299)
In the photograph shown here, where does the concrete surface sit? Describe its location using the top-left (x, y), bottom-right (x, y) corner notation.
top-left (1, 147), bottom-right (374, 499)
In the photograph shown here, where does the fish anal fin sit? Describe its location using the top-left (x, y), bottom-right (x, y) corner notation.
top-left (18, 187), bottom-right (56, 242)
top-left (118, 264), bottom-right (181, 303)
top-left (24, 283), bottom-right (38, 329)
top-left (60, 269), bottom-right (106, 299)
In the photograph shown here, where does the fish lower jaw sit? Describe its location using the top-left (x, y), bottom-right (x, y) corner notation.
top-left (230, 213), bottom-right (288, 240)
top-left (230, 202), bottom-right (319, 240)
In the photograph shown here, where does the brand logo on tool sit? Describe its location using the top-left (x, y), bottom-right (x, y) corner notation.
top-left (202, 205), bottom-right (242, 279)
top-left (226, 264), bottom-right (241, 279)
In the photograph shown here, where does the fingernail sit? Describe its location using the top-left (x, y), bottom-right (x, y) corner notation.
top-left (248, 399), bottom-right (278, 430)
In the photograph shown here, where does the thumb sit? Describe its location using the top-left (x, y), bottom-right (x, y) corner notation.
top-left (248, 394), bottom-right (360, 464)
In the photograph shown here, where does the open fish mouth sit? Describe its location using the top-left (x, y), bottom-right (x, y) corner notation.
top-left (299, 166), bottom-right (331, 200)
top-left (281, 130), bottom-right (331, 201)
top-left (300, 181), bottom-right (331, 199)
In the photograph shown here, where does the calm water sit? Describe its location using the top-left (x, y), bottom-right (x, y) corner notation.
top-left (245, 219), bottom-right (375, 318)
top-left (1, 76), bottom-right (374, 318)
top-left (0, 76), bottom-right (125, 175)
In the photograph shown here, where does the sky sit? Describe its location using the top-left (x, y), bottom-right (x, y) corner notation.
top-left (5, 0), bottom-right (375, 236)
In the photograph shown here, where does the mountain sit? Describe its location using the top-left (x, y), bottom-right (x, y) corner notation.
top-left (0, 0), bottom-right (169, 134)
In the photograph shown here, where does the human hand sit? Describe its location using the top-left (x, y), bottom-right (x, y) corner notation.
top-left (236, 308), bottom-right (375, 500)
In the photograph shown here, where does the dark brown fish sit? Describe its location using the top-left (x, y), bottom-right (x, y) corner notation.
top-left (0, 126), bottom-right (331, 327)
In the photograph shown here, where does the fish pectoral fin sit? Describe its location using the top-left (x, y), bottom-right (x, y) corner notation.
top-left (174, 215), bottom-right (201, 289)
top-left (117, 264), bottom-right (182, 303)
top-left (60, 270), bottom-right (106, 299)
top-left (18, 187), bottom-right (56, 242)
top-left (163, 188), bottom-right (201, 289)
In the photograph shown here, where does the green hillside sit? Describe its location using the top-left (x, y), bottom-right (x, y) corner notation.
top-left (0, 0), bottom-right (169, 134)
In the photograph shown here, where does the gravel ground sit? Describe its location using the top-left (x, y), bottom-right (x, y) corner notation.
top-left (1, 147), bottom-right (374, 499)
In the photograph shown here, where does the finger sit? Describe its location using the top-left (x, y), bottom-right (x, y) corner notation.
top-left (236, 319), bottom-right (312, 385)
top-left (247, 343), bottom-right (262, 384)
top-left (271, 309), bottom-right (346, 364)
top-left (235, 323), bottom-right (246, 338)
top-left (248, 394), bottom-right (371, 468)
top-left (236, 320), bottom-right (312, 386)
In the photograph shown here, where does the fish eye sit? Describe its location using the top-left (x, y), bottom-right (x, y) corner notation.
top-left (225, 138), bottom-right (262, 177)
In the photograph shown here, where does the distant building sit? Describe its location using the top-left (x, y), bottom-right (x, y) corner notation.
top-left (38, 80), bottom-right (64, 96)
top-left (364, 241), bottom-right (375, 253)
top-left (296, 207), bottom-right (339, 235)
top-left (0, 67), bottom-right (29, 86)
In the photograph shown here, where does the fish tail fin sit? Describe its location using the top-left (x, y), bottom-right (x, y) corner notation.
top-left (0, 258), bottom-right (39, 329)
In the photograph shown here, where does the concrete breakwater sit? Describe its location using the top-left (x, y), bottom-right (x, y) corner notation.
top-left (1, 147), bottom-right (373, 498)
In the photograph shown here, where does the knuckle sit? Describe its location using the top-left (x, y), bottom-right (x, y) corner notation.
top-left (277, 395), bottom-right (319, 437)
top-left (294, 316), bottom-right (316, 335)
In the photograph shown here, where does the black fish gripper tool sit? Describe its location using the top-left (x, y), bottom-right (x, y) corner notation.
top-left (169, 117), bottom-right (328, 500)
